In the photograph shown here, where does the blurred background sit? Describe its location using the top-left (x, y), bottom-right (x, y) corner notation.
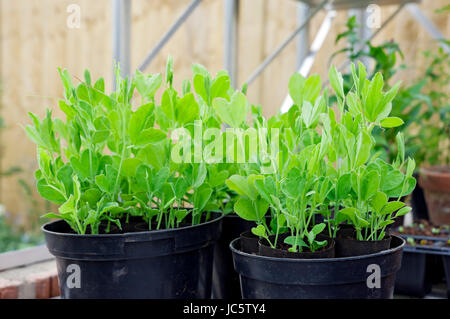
top-left (0, 0), bottom-right (449, 250)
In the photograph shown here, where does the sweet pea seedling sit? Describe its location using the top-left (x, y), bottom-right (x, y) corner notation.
top-left (27, 58), bottom-right (247, 234)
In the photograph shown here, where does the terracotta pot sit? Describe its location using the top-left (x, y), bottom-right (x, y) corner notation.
top-left (419, 166), bottom-right (450, 224)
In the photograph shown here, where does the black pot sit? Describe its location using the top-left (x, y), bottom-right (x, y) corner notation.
top-left (394, 251), bottom-right (432, 297)
top-left (443, 255), bottom-right (450, 298)
top-left (335, 226), bottom-right (392, 257)
top-left (43, 213), bottom-right (223, 299)
top-left (230, 235), bottom-right (405, 299)
top-left (393, 234), bottom-right (447, 297)
top-left (212, 214), bottom-right (256, 299)
top-left (411, 181), bottom-right (429, 221)
top-left (239, 230), bottom-right (260, 254)
top-left (258, 233), bottom-right (335, 259)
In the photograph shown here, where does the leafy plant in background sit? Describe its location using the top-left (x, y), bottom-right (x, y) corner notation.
top-left (330, 15), bottom-right (430, 165)
top-left (0, 205), bottom-right (43, 253)
top-left (412, 44), bottom-right (450, 167)
top-left (0, 83), bottom-right (44, 252)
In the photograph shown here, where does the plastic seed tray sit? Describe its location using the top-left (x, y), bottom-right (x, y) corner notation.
top-left (296, 0), bottom-right (421, 10)
top-left (394, 232), bottom-right (450, 298)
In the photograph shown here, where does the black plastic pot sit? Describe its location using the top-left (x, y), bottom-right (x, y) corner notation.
top-left (239, 230), bottom-right (260, 254)
top-left (411, 172), bottom-right (429, 221)
top-left (394, 251), bottom-right (432, 297)
top-left (230, 235), bottom-right (405, 299)
top-left (258, 233), bottom-right (335, 259)
top-left (443, 255), bottom-right (450, 298)
top-left (335, 226), bottom-right (392, 257)
top-left (43, 213), bottom-right (223, 299)
top-left (212, 214), bottom-right (256, 299)
top-left (394, 234), bottom-right (448, 297)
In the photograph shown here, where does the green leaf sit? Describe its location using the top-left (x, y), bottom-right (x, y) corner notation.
top-left (361, 170), bottom-right (380, 201)
top-left (36, 179), bottom-right (66, 204)
top-left (329, 65), bottom-right (344, 99)
top-left (382, 201), bottom-right (405, 215)
top-left (165, 55), bottom-right (174, 85)
top-left (251, 225), bottom-right (266, 237)
top-left (174, 178), bottom-right (188, 200)
top-left (135, 164), bottom-right (152, 192)
top-left (95, 174), bottom-right (110, 193)
top-left (56, 165), bottom-right (74, 196)
top-left (355, 131), bottom-right (372, 167)
top-left (41, 213), bottom-right (62, 219)
top-left (175, 209), bottom-right (190, 223)
top-left (370, 191), bottom-right (388, 213)
top-left (234, 198), bottom-right (257, 221)
top-left (380, 117), bottom-right (404, 128)
top-left (193, 185), bottom-right (212, 212)
top-left (311, 223), bottom-right (326, 236)
top-left (381, 169), bottom-right (404, 191)
top-left (134, 128), bottom-right (166, 147)
top-left (288, 72), bottom-right (306, 107)
top-left (211, 74), bottom-right (230, 100)
top-left (336, 173), bottom-right (352, 200)
top-left (135, 71), bottom-right (162, 100)
top-left (122, 158), bottom-right (142, 177)
top-left (226, 175), bottom-right (256, 200)
top-left (176, 93), bottom-right (199, 124)
top-left (336, 207), bottom-right (357, 225)
top-left (212, 91), bottom-right (248, 128)
top-left (129, 102), bottom-right (155, 144)
top-left (137, 143), bottom-right (167, 171)
top-left (365, 72), bottom-right (384, 122)
top-left (83, 188), bottom-right (102, 208)
top-left (255, 198), bottom-right (269, 221)
top-left (59, 195), bottom-right (76, 216)
top-left (395, 206), bottom-right (412, 218)
top-left (209, 170), bottom-right (229, 188)
top-left (161, 88), bottom-right (177, 121)
top-left (253, 178), bottom-right (271, 204)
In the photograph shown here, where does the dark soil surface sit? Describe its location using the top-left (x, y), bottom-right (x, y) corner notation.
top-left (395, 219), bottom-right (450, 238)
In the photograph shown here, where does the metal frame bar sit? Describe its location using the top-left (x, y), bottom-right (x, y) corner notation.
top-left (112, 0), bottom-right (131, 80)
top-left (297, 0), bottom-right (420, 10)
top-left (224, 0), bottom-right (239, 88)
top-left (296, 2), bottom-right (311, 69)
top-left (280, 10), bottom-right (337, 113)
top-left (138, 0), bottom-right (204, 71)
top-left (348, 7), bottom-right (372, 69)
top-left (245, 0), bottom-right (330, 86)
top-left (406, 3), bottom-right (450, 54)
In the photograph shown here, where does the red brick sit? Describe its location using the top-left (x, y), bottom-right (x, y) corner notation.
top-left (0, 279), bottom-right (19, 299)
top-left (50, 275), bottom-right (60, 297)
top-left (27, 273), bottom-right (51, 299)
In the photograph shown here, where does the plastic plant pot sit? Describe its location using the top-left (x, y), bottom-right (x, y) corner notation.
top-left (394, 234), bottom-right (449, 298)
top-left (212, 214), bottom-right (256, 299)
top-left (230, 235), bottom-right (405, 299)
top-left (43, 213), bottom-right (223, 299)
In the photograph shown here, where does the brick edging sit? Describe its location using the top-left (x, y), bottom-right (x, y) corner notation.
top-left (0, 261), bottom-right (60, 299)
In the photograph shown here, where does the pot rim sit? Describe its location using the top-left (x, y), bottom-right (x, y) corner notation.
top-left (420, 166), bottom-right (450, 178)
top-left (230, 235), bottom-right (405, 263)
top-left (42, 211), bottom-right (224, 238)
